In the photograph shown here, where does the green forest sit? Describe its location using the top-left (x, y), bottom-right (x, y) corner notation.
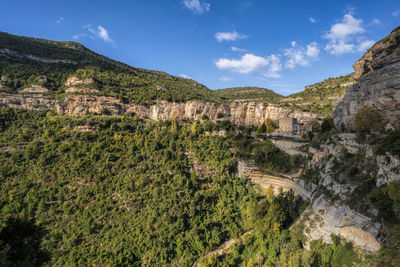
top-left (0, 108), bottom-right (366, 266)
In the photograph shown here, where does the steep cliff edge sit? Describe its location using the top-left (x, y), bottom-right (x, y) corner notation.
top-left (0, 91), bottom-right (321, 126)
top-left (333, 26), bottom-right (400, 130)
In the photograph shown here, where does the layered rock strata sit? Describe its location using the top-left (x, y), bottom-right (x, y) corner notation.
top-left (333, 27), bottom-right (400, 129)
top-left (0, 93), bottom-right (321, 126)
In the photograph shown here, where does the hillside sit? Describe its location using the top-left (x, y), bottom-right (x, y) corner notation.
top-left (0, 32), bottom-right (218, 105)
top-left (280, 74), bottom-right (355, 115)
top-left (1, 32), bottom-right (355, 116)
top-left (215, 75), bottom-right (355, 115)
top-left (214, 87), bottom-right (284, 103)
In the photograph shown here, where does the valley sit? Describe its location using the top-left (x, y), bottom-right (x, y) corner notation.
top-left (0, 25), bottom-right (400, 266)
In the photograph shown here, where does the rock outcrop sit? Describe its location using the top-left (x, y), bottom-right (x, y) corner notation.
top-left (230, 101), bottom-right (320, 125)
top-left (376, 152), bottom-right (400, 186)
top-left (1, 91), bottom-right (321, 126)
top-left (237, 159), bottom-right (382, 252)
top-left (0, 92), bottom-right (55, 110)
top-left (333, 27), bottom-right (400, 129)
top-left (300, 195), bottom-right (381, 252)
top-left (353, 26), bottom-right (400, 80)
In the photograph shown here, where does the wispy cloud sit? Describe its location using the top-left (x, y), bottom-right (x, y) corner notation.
top-left (358, 40), bottom-right (375, 52)
top-left (309, 17), bottom-right (317, 23)
top-left (323, 13), bottom-right (373, 55)
top-left (183, 0), bottom-right (210, 14)
top-left (306, 42), bottom-right (320, 58)
top-left (219, 76), bottom-right (233, 82)
top-left (369, 18), bottom-right (381, 25)
top-left (97, 26), bottom-right (113, 42)
top-left (231, 46), bottom-right (247, 52)
top-left (264, 54), bottom-right (282, 78)
top-left (76, 24), bottom-right (115, 44)
top-left (72, 33), bottom-right (87, 40)
top-left (215, 31), bottom-right (248, 42)
top-left (56, 16), bottom-right (64, 24)
top-left (393, 10), bottom-right (400, 17)
top-left (179, 74), bottom-right (191, 79)
top-left (284, 41), bottom-right (319, 69)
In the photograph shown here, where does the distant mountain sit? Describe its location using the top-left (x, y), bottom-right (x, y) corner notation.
top-left (214, 87), bottom-right (284, 103)
top-left (0, 32), bottom-right (218, 104)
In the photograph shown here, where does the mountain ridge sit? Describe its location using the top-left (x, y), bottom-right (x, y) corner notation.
top-left (1, 31), bottom-right (351, 115)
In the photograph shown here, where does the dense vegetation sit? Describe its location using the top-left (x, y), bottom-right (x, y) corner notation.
top-left (0, 108), bottom-right (307, 266)
top-left (0, 32), bottom-right (219, 104)
top-left (214, 87), bottom-right (283, 103)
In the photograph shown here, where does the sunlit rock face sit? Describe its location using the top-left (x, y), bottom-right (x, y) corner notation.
top-left (333, 27), bottom-right (400, 130)
top-left (1, 91), bottom-right (322, 126)
top-left (229, 101), bottom-right (320, 126)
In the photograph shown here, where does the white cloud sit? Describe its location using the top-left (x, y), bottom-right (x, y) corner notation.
top-left (283, 41), bottom-right (319, 69)
top-left (264, 54), bottom-right (282, 78)
top-left (325, 40), bottom-right (355, 55)
top-left (80, 24), bottom-right (114, 44)
top-left (284, 44), bottom-right (309, 69)
top-left (219, 76), bottom-right (233, 82)
top-left (310, 17), bottom-right (317, 23)
top-left (393, 10), bottom-right (400, 17)
top-left (231, 46), bottom-right (247, 52)
top-left (179, 74), bottom-right (191, 79)
top-left (215, 31), bottom-right (247, 42)
top-left (370, 18), bottom-right (381, 25)
top-left (358, 40), bottom-right (375, 52)
top-left (306, 42), bottom-right (320, 58)
top-left (324, 14), bottom-right (365, 40)
top-left (183, 0), bottom-right (210, 14)
top-left (97, 25), bottom-right (113, 42)
top-left (324, 13), bottom-right (371, 55)
top-left (56, 16), bottom-right (64, 24)
top-left (216, 53), bottom-right (268, 74)
top-left (72, 33), bottom-right (87, 40)
top-left (216, 53), bottom-right (282, 78)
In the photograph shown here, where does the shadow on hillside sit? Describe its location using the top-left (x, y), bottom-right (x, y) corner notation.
top-left (0, 217), bottom-right (50, 266)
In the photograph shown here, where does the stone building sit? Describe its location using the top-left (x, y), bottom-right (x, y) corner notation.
top-left (279, 117), bottom-right (298, 134)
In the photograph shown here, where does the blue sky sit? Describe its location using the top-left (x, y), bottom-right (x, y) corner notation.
top-left (1, 0), bottom-right (399, 95)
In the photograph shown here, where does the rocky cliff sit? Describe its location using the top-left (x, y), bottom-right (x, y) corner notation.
top-left (1, 88), bottom-right (321, 127)
top-left (333, 26), bottom-right (400, 130)
top-left (237, 159), bottom-right (382, 252)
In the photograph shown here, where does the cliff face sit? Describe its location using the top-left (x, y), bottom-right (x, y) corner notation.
top-left (0, 92), bottom-right (320, 126)
top-left (237, 159), bottom-right (382, 252)
top-left (333, 27), bottom-right (400, 129)
top-left (229, 101), bottom-right (320, 125)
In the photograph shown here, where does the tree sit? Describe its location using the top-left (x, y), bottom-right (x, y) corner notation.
top-left (321, 116), bottom-right (335, 132)
top-left (354, 106), bottom-right (386, 133)
top-left (256, 123), bottom-right (266, 135)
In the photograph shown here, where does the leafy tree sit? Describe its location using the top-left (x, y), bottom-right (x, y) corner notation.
top-left (354, 106), bottom-right (386, 133)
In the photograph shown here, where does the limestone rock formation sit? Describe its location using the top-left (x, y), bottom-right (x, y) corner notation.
top-left (20, 84), bottom-right (48, 93)
top-left (353, 26), bottom-right (400, 80)
top-left (0, 92), bottom-right (321, 126)
top-left (301, 195), bottom-right (381, 252)
top-left (0, 92), bottom-right (55, 110)
top-left (229, 101), bottom-right (320, 126)
top-left (333, 27), bottom-right (400, 130)
top-left (376, 152), bottom-right (400, 186)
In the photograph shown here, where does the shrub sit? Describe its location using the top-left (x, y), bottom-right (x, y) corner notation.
top-left (354, 106), bottom-right (386, 133)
